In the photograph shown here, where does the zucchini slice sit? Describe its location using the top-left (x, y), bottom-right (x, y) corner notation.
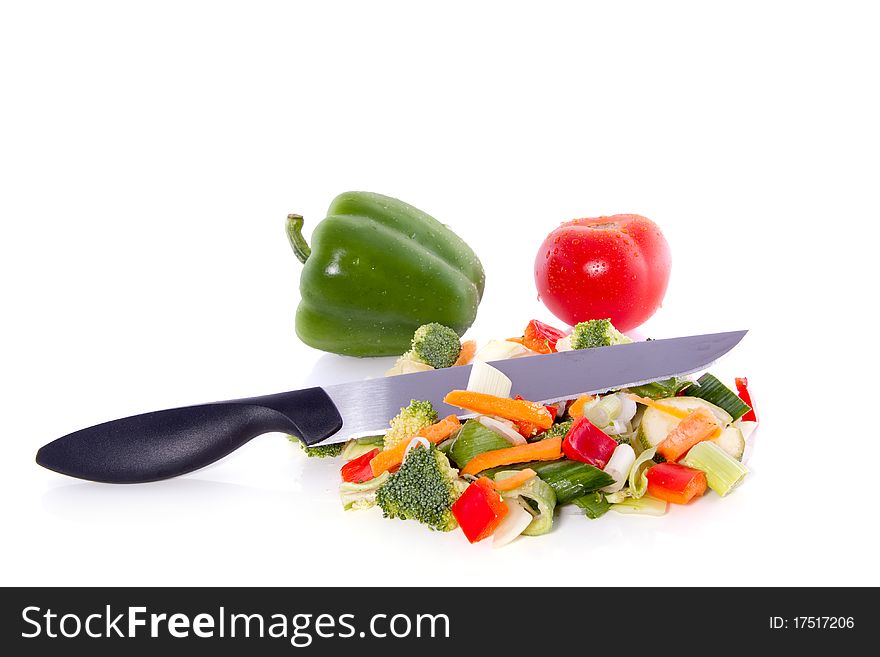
top-left (634, 396), bottom-right (733, 454)
top-left (710, 425), bottom-right (746, 461)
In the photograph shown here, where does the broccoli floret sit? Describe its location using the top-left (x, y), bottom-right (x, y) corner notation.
top-left (383, 399), bottom-right (438, 450)
top-left (410, 323), bottom-right (462, 369)
top-left (376, 445), bottom-right (466, 532)
top-left (540, 420), bottom-right (574, 440)
top-left (288, 435), bottom-right (344, 458)
top-left (570, 319), bottom-right (633, 350)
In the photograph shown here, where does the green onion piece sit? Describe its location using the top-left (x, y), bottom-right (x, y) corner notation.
top-left (448, 420), bottom-right (510, 469)
top-left (628, 447), bottom-right (657, 499)
top-left (625, 377), bottom-right (692, 400)
top-left (680, 441), bottom-right (748, 496)
top-left (482, 459), bottom-right (614, 504)
top-left (495, 471), bottom-right (557, 535)
top-left (340, 435), bottom-right (385, 461)
top-left (570, 492), bottom-right (612, 519)
top-left (612, 495), bottom-right (667, 516)
top-left (687, 373), bottom-right (751, 421)
top-left (585, 394), bottom-right (623, 426)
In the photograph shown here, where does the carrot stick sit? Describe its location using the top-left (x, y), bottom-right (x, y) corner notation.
top-left (453, 340), bottom-right (477, 367)
top-left (567, 395), bottom-right (595, 418)
top-left (656, 407), bottom-right (721, 462)
top-left (482, 468), bottom-right (537, 491)
top-left (370, 415), bottom-right (461, 477)
top-left (460, 438), bottom-right (563, 476)
top-left (627, 394), bottom-right (691, 419)
top-left (444, 390), bottom-right (553, 429)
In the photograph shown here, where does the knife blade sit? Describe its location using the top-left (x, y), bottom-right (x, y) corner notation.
top-left (319, 329), bottom-right (748, 444)
top-left (35, 330), bottom-right (746, 483)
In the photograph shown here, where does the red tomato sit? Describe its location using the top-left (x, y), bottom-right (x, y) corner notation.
top-left (534, 215), bottom-right (671, 332)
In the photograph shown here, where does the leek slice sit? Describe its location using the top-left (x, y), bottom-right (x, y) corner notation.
top-left (339, 472), bottom-right (390, 511)
top-left (478, 415), bottom-right (526, 445)
top-left (385, 354), bottom-right (434, 377)
top-left (577, 393), bottom-right (637, 437)
top-left (604, 490), bottom-right (629, 504)
top-left (466, 360), bottom-right (512, 398)
top-left (474, 340), bottom-right (533, 362)
top-left (628, 447), bottom-right (657, 499)
top-left (580, 394), bottom-right (616, 428)
top-left (495, 470), bottom-right (557, 535)
top-left (618, 394), bottom-right (638, 423)
top-left (735, 419), bottom-right (759, 443)
top-left (448, 420), bottom-right (510, 469)
top-left (687, 373), bottom-right (751, 421)
top-left (402, 437), bottom-right (430, 463)
top-left (592, 394), bottom-right (623, 421)
top-left (612, 495), bottom-right (667, 516)
top-left (626, 377), bottom-right (692, 399)
top-left (607, 419), bottom-right (631, 436)
top-left (570, 492), bottom-right (612, 519)
top-left (492, 499), bottom-right (535, 548)
top-left (680, 441), bottom-right (748, 496)
top-left (554, 335), bottom-right (573, 352)
top-left (601, 443), bottom-right (637, 493)
top-left (340, 435), bottom-right (384, 461)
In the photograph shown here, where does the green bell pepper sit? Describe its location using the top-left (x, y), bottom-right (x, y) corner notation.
top-left (287, 192), bottom-right (485, 357)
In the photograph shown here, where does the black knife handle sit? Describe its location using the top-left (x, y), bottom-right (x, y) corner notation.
top-left (35, 388), bottom-right (343, 484)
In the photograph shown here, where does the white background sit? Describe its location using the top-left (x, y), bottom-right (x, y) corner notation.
top-left (2, 1), bottom-right (878, 587)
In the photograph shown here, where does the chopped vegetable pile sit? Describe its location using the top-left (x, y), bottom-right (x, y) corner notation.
top-left (292, 319), bottom-right (758, 548)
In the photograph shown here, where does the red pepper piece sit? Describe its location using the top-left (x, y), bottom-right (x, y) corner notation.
top-left (735, 377), bottom-right (757, 422)
top-left (645, 462), bottom-right (707, 504)
top-left (340, 448), bottom-right (380, 483)
top-left (561, 416), bottom-right (618, 469)
top-left (520, 320), bottom-right (567, 354)
top-left (451, 478), bottom-right (509, 543)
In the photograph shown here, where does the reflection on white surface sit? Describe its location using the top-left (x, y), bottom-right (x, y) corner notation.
top-left (302, 353), bottom-right (396, 388)
top-left (41, 479), bottom-right (289, 521)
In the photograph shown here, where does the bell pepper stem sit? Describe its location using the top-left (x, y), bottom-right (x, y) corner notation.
top-left (286, 214), bottom-right (311, 264)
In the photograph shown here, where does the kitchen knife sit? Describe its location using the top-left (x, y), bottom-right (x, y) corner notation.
top-left (36, 330), bottom-right (746, 483)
